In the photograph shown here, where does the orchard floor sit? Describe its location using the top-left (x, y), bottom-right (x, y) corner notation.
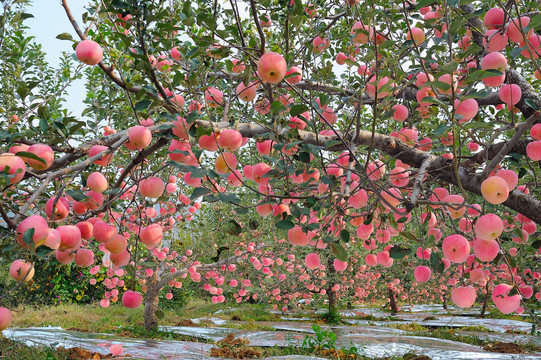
top-left (3, 302), bottom-right (541, 360)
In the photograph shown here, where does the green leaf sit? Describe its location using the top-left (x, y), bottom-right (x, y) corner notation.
top-left (155, 308), bottom-right (165, 319)
top-left (223, 219), bottom-right (242, 236)
top-left (15, 151), bottom-right (47, 166)
top-left (430, 252), bottom-right (445, 273)
top-left (389, 246), bottom-right (408, 259)
top-left (134, 100), bottom-right (152, 112)
top-left (524, 98), bottom-right (538, 111)
top-left (56, 33), bottom-right (73, 41)
top-left (290, 104), bottom-right (309, 117)
top-left (415, 0), bottom-right (436, 10)
top-left (331, 242), bottom-right (348, 262)
top-left (35, 245), bottom-right (54, 258)
top-left (23, 228), bottom-right (35, 245)
top-left (340, 229), bottom-right (350, 242)
top-left (190, 187), bottom-right (211, 200)
top-left (66, 189), bottom-right (90, 202)
top-left (465, 69), bottom-right (504, 82)
top-left (275, 219), bottom-right (294, 230)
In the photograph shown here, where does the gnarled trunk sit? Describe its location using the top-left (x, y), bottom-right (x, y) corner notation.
top-left (388, 287), bottom-right (398, 315)
top-left (144, 271), bottom-right (160, 330)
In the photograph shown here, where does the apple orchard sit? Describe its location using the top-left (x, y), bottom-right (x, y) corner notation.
top-left (0, 0), bottom-right (541, 331)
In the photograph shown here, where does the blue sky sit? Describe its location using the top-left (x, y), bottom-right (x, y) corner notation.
top-left (27, 0), bottom-right (87, 117)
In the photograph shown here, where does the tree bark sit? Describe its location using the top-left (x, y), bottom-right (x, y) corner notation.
top-left (144, 270), bottom-right (160, 330)
top-left (388, 288), bottom-right (398, 315)
top-left (442, 291), bottom-right (448, 310)
top-left (480, 282), bottom-right (490, 319)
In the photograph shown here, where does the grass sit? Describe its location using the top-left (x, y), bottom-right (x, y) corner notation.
top-left (11, 303), bottom-right (180, 333)
top-left (0, 337), bottom-right (70, 360)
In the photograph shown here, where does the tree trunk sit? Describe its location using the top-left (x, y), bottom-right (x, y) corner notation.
top-left (388, 288), bottom-right (398, 315)
top-left (442, 291), bottom-right (448, 310)
top-left (480, 283), bottom-right (490, 319)
top-left (144, 271), bottom-right (160, 330)
top-left (327, 257), bottom-right (336, 314)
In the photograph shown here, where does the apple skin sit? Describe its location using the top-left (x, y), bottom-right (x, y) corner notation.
top-left (257, 52), bottom-right (287, 84)
top-left (0, 307), bottom-right (12, 331)
top-left (0, 153), bottom-right (26, 184)
top-left (481, 176), bottom-right (509, 204)
top-left (76, 40), bottom-right (103, 65)
top-left (122, 290), bottom-right (143, 308)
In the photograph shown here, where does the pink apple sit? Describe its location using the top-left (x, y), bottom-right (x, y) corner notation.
top-left (76, 40), bottom-right (103, 65)
top-left (285, 66), bottom-right (303, 84)
top-left (481, 176), bottom-right (509, 204)
top-left (526, 140), bottom-right (541, 161)
top-left (480, 52), bottom-right (507, 87)
top-left (483, 8), bottom-right (505, 30)
top-left (414, 266), bottom-right (432, 282)
top-left (23, 144), bottom-right (54, 170)
top-left (455, 99), bottom-right (478, 123)
top-left (474, 213), bottom-right (503, 241)
top-left (492, 283), bottom-right (521, 314)
top-left (217, 129), bottom-right (243, 151)
top-left (257, 52), bottom-right (287, 84)
top-left (9, 259), bottom-right (34, 282)
top-left (139, 177), bottom-right (164, 198)
top-left (406, 27), bottom-right (425, 45)
top-left (75, 249), bottom-right (95, 267)
top-left (451, 286), bottom-right (477, 308)
top-left (494, 169), bottom-right (518, 191)
top-left (531, 124), bottom-right (541, 140)
top-left (128, 126), bottom-right (152, 149)
top-left (288, 225), bottom-right (308, 246)
top-left (87, 172), bottom-right (108, 193)
top-left (215, 152), bottom-right (237, 174)
top-left (0, 307), bottom-right (12, 331)
top-left (442, 234), bottom-right (470, 263)
top-left (473, 238), bottom-right (500, 262)
top-left (236, 82), bottom-right (258, 102)
top-left (305, 253), bottom-right (321, 269)
top-left (392, 104), bottom-right (409, 122)
top-left (122, 290), bottom-right (143, 308)
top-left (506, 17), bottom-right (532, 43)
top-left (0, 153), bottom-right (26, 184)
top-left (140, 224), bottom-right (163, 249)
top-left (57, 225), bottom-right (82, 251)
top-left (499, 84), bottom-right (522, 106)
top-left (89, 145), bottom-right (113, 166)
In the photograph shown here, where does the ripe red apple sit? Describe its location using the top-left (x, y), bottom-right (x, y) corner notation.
top-left (499, 84), bottom-right (522, 106)
top-left (122, 290), bottom-right (143, 308)
top-left (45, 196), bottom-right (70, 220)
top-left (56, 249), bottom-right (75, 264)
top-left (87, 172), bottom-right (108, 193)
top-left (57, 225), bottom-right (82, 251)
top-left (451, 286), bottom-right (477, 308)
top-left (257, 52), bottom-right (287, 84)
top-left (480, 52), bottom-right (507, 87)
top-left (474, 213), bottom-right (503, 241)
top-left (392, 104), bottom-right (408, 122)
top-left (76, 40), bottom-right (103, 65)
top-left (285, 66), bottom-right (303, 84)
top-left (473, 238), bottom-right (500, 262)
top-left (481, 176), bottom-right (509, 204)
top-left (442, 234), bottom-right (470, 263)
top-left (128, 126), bottom-right (152, 149)
top-left (305, 253), bottom-right (321, 269)
top-left (526, 140), bottom-right (541, 161)
top-left (0, 153), bottom-right (26, 184)
top-left (288, 225), bottom-right (308, 246)
top-left (9, 259), bottom-right (34, 282)
top-left (406, 27), bottom-right (425, 45)
top-left (139, 177), bottom-right (165, 198)
top-left (89, 145), bottom-right (113, 166)
top-left (215, 152), bottom-right (237, 174)
top-left (75, 248), bottom-right (95, 267)
top-left (105, 234), bottom-right (127, 255)
top-left (506, 17), bottom-right (533, 43)
top-left (236, 82), bottom-right (258, 102)
top-left (0, 307), bottom-right (12, 331)
top-left (21, 144), bottom-right (54, 171)
top-left (140, 224), bottom-right (163, 249)
top-left (483, 8), bottom-right (505, 30)
top-left (16, 214), bottom-right (49, 247)
top-left (205, 87), bottom-right (223, 108)
top-left (414, 265), bottom-right (432, 282)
